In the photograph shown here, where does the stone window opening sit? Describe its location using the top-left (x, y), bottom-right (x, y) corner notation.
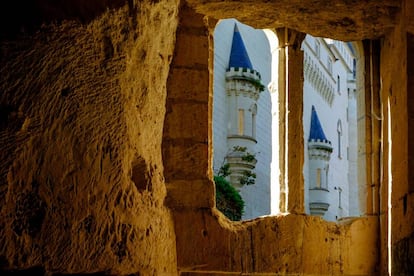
top-left (210, 20), bottom-right (368, 222)
top-left (160, 3), bottom-right (392, 274)
top-left (164, 8), bottom-right (373, 225)
top-left (212, 18), bottom-right (276, 221)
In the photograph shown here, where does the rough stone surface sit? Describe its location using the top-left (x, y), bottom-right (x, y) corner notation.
top-left (0, 1), bottom-right (179, 274)
top-left (186, 0), bottom-right (401, 41)
top-left (175, 211), bottom-right (378, 275)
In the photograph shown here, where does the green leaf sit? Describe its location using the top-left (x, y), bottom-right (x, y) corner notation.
top-left (214, 176), bottom-right (244, 221)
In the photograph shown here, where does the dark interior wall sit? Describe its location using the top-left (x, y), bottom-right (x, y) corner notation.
top-left (0, 0), bottom-right (126, 39)
top-left (392, 32), bottom-right (414, 275)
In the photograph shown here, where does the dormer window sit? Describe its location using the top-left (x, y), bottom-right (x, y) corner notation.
top-left (315, 40), bottom-right (320, 58)
top-left (327, 57), bottom-right (333, 74)
top-left (337, 119), bottom-right (342, 158)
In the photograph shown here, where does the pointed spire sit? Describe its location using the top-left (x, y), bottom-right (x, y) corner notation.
top-left (309, 105), bottom-right (329, 142)
top-left (228, 24), bottom-right (253, 70)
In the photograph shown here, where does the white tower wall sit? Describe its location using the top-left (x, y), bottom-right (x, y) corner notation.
top-left (213, 19), bottom-right (273, 220)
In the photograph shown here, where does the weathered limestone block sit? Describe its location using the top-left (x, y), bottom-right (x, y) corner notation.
top-left (163, 3), bottom-right (214, 210)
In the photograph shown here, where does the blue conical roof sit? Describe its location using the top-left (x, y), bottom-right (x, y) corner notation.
top-left (228, 24), bottom-right (253, 70)
top-left (309, 105), bottom-right (329, 142)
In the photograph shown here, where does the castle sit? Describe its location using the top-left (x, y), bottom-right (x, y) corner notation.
top-left (213, 19), bottom-right (359, 221)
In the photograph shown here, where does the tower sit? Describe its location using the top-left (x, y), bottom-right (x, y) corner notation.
top-left (225, 24), bottom-right (264, 189)
top-left (308, 105), bottom-right (333, 216)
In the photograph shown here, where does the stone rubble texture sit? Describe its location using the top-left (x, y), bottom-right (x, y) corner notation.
top-left (0, 0), bottom-right (413, 275)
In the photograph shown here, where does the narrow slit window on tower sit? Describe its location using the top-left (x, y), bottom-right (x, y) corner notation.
top-left (238, 109), bottom-right (245, 135)
top-left (250, 103), bottom-right (257, 138)
top-left (316, 168), bottom-right (321, 188)
top-left (252, 112), bottom-right (256, 138)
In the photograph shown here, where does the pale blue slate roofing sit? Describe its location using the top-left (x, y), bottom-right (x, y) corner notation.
top-left (228, 24), bottom-right (253, 70)
top-left (309, 105), bottom-right (329, 142)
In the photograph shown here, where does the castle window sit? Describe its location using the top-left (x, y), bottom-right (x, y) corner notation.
top-left (347, 146), bottom-right (349, 160)
top-left (337, 75), bottom-right (341, 94)
top-left (327, 57), bottom-right (332, 74)
top-left (250, 103), bottom-right (257, 138)
top-left (238, 108), bottom-right (245, 135)
top-left (252, 113), bottom-right (256, 138)
top-left (337, 119), bottom-right (342, 158)
top-left (316, 168), bottom-right (321, 188)
top-left (315, 40), bottom-right (320, 58)
top-left (353, 58), bottom-right (356, 79)
top-left (335, 186), bottom-right (343, 209)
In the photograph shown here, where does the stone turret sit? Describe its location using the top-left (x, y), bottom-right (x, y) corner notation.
top-left (308, 105), bottom-right (333, 216)
top-left (225, 24), bottom-right (263, 189)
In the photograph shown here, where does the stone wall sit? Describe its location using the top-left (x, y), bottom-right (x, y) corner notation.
top-left (380, 1), bottom-right (414, 274)
top-left (0, 0), bottom-right (179, 274)
top-left (174, 210), bottom-right (379, 275)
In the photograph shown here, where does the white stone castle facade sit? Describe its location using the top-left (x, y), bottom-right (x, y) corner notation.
top-left (212, 19), bottom-right (359, 221)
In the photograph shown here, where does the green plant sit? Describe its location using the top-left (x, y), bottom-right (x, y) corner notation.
top-left (241, 152), bottom-right (256, 163)
top-left (232, 146), bottom-right (256, 162)
top-left (232, 145), bottom-right (247, 152)
top-left (217, 146), bottom-right (257, 186)
top-left (214, 146), bottom-right (257, 220)
top-left (239, 170), bottom-right (256, 186)
top-left (250, 77), bottom-right (265, 92)
top-left (218, 163), bottom-right (230, 178)
top-left (230, 75), bottom-right (265, 92)
top-left (214, 176), bottom-right (244, 221)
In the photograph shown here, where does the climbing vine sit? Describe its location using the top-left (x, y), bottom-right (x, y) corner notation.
top-left (227, 146), bottom-right (257, 186)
